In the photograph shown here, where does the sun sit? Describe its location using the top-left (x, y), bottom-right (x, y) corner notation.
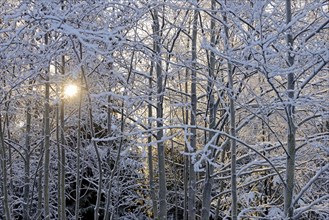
top-left (64, 84), bottom-right (79, 98)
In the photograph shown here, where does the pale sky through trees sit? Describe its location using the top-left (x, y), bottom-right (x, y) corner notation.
top-left (0, 0), bottom-right (328, 219)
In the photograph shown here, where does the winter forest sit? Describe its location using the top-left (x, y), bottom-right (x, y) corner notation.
top-left (0, 0), bottom-right (328, 219)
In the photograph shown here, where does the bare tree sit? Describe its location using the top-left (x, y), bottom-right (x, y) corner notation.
top-left (23, 80), bottom-right (33, 220)
top-left (60, 56), bottom-right (67, 220)
top-left (43, 33), bottom-right (51, 220)
top-left (188, 1), bottom-right (199, 219)
top-left (147, 56), bottom-right (158, 219)
top-left (201, 0), bottom-right (218, 218)
top-left (152, 8), bottom-right (167, 220)
top-left (0, 111), bottom-right (11, 220)
top-left (284, 0), bottom-right (296, 218)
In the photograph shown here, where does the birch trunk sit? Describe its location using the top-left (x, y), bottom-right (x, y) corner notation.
top-left (147, 60), bottom-right (158, 219)
top-left (188, 2), bottom-right (198, 219)
top-left (201, 0), bottom-right (217, 218)
top-left (37, 117), bottom-right (45, 220)
top-left (44, 68), bottom-right (51, 220)
top-left (4, 88), bottom-right (13, 195)
top-left (108, 105), bottom-right (125, 220)
top-left (23, 81), bottom-right (32, 220)
top-left (222, 2), bottom-right (238, 219)
top-left (0, 111), bottom-right (11, 219)
top-left (228, 53), bottom-right (237, 220)
top-left (152, 8), bottom-right (167, 220)
top-left (183, 68), bottom-right (189, 220)
top-left (80, 68), bottom-right (103, 220)
top-left (56, 85), bottom-right (62, 220)
top-left (60, 1), bottom-right (66, 219)
top-left (75, 74), bottom-right (82, 220)
top-left (43, 32), bottom-right (51, 220)
top-left (284, 0), bottom-right (296, 218)
top-left (75, 43), bottom-right (85, 220)
top-left (104, 60), bottom-right (114, 220)
top-left (60, 55), bottom-right (66, 220)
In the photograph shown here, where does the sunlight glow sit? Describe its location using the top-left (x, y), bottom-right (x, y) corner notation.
top-left (64, 84), bottom-right (79, 98)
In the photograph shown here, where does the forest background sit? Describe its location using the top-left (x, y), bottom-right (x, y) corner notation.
top-left (0, 0), bottom-right (328, 219)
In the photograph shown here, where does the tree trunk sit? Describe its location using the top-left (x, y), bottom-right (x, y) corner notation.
top-left (81, 68), bottom-right (103, 220)
top-left (56, 85), bottom-right (62, 220)
top-left (106, 96), bottom-right (125, 220)
top-left (43, 32), bottom-right (51, 220)
top-left (188, 2), bottom-right (198, 219)
top-left (23, 81), bottom-right (32, 220)
top-left (284, 0), bottom-right (296, 218)
top-left (60, 55), bottom-right (67, 220)
top-left (37, 117), bottom-right (45, 220)
top-left (228, 56), bottom-right (237, 220)
top-left (4, 88), bottom-right (13, 195)
top-left (152, 8), bottom-right (167, 220)
top-left (147, 59), bottom-right (158, 219)
top-left (75, 74), bottom-right (82, 220)
top-left (0, 111), bottom-right (11, 220)
top-left (183, 68), bottom-right (189, 220)
top-left (104, 60), bottom-right (114, 220)
top-left (222, 2), bottom-right (238, 219)
top-left (169, 110), bottom-right (179, 220)
top-left (201, 0), bottom-right (217, 218)
top-left (44, 69), bottom-right (51, 220)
